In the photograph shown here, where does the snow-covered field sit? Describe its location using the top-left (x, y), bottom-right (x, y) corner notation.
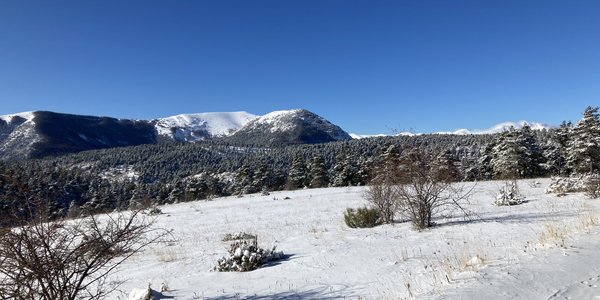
top-left (111, 178), bottom-right (600, 299)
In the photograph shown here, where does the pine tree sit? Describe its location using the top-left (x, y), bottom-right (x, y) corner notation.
top-left (516, 125), bottom-right (544, 177)
top-left (490, 125), bottom-right (543, 178)
top-left (168, 180), bottom-right (185, 203)
top-left (186, 176), bottom-right (207, 200)
top-left (490, 128), bottom-right (522, 178)
top-left (566, 106), bottom-right (600, 174)
top-left (331, 146), bottom-right (356, 187)
top-left (233, 164), bottom-right (255, 194)
top-left (253, 163), bottom-right (273, 192)
top-left (308, 154), bottom-right (328, 188)
top-left (287, 153), bottom-right (307, 189)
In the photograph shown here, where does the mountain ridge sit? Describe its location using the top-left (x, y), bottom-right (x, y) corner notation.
top-left (0, 109), bottom-right (352, 159)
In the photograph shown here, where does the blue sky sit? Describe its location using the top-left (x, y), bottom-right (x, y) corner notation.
top-left (1, 0), bottom-right (599, 134)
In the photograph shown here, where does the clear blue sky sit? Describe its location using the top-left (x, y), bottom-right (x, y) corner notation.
top-left (1, 0), bottom-right (599, 134)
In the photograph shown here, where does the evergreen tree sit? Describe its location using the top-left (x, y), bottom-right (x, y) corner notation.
top-left (541, 142), bottom-right (565, 175)
top-left (516, 125), bottom-right (544, 177)
top-left (331, 146), bottom-right (356, 187)
top-left (308, 154), bottom-right (328, 188)
top-left (566, 106), bottom-right (600, 173)
top-left (186, 176), bottom-right (208, 200)
top-left (490, 126), bottom-right (543, 178)
top-left (233, 164), bottom-right (255, 194)
top-left (287, 153), bottom-right (307, 189)
top-left (253, 162), bottom-right (273, 192)
top-left (168, 180), bottom-right (185, 203)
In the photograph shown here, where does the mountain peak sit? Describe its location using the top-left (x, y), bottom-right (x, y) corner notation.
top-left (155, 111), bottom-right (258, 142)
top-left (227, 109), bottom-right (351, 146)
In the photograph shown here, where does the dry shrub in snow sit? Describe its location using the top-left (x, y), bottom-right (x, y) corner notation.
top-left (344, 207), bottom-right (382, 228)
top-left (222, 232), bottom-right (257, 241)
top-left (0, 202), bottom-right (169, 300)
top-left (395, 150), bottom-right (473, 230)
top-left (212, 237), bottom-right (283, 272)
top-left (545, 175), bottom-right (587, 195)
top-left (585, 174), bottom-right (600, 199)
top-left (494, 180), bottom-right (525, 206)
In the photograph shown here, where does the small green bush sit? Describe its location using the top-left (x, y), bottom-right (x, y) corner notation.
top-left (344, 207), bottom-right (382, 228)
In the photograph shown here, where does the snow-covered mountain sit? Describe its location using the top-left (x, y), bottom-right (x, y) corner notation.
top-left (351, 120), bottom-right (553, 138)
top-left (0, 109), bottom-right (352, 158)
top-left (226, 109), bottom-right (352, 146)
top-left (0, 111), bottom-right (157, 159)
top-left (442, 120), bottom-right (553, 135)
top-left (0, 112), bottom-right (39, 158)
top-left (154, 112), bottom-right (258, 142)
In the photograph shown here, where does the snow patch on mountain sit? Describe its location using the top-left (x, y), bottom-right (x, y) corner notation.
top-left (445, 120), bottom-right (553, 135)
top-left (350, 133), bottom-right (388, 139)
top-left (0, 112), bottom-right (39, 158)
top-left (247, 109), bottom-right (306, 133)
top-left (0, 111), bottom-right (36, 124)
top-left (155, 112), bottom-right (258, 142)
top-left (353, 121), bottom-right (553, 138)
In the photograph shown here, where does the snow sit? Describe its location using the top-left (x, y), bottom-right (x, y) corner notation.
top-left (0, 111), bottom-right (35, 124)
top-left (155, 112), bottom-right (258, 140)
top-left (446, 120), bottom-right (553, 135)
top-left (245, 109), bottom-right (305, 133)
top-left (107, 178), bottom-right (600, 299)
top-left (350, 133), bottom-right (388, 139)
top-left (354, 120), bottom-right (553, 138)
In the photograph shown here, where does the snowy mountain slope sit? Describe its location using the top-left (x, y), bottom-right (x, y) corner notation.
top-left (0, 112), bottom-right (40, 158)
top-left (0, 109), bottom-right (352, 158)
top-left (0, 111), bottom-right (157, 159)
top-left (154, 112), bottom-right (258, 142)
top-left (226, 109), bottom-right (352, 146)
top-left (109, 178), bottom-right (600, 299)
top-left (351, 120), bottom-right (553, 138)
top-left (444, 120), bottom-right (553, 135)
top-left (0, 111), bottom-right (36, 124)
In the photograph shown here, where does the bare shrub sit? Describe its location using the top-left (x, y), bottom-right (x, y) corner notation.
top-left (0, 201), bottom-right (170, 300)
top-left (585, 174), bottom-right (600, 199)
top-left (344, 207), bottom-right (382, 228)
top-left (395, 150), bottom-right (473, 230)
top-left (364, 145), bottom-right (401, 224)
top-left (363, 179), bottom-right (399, 224)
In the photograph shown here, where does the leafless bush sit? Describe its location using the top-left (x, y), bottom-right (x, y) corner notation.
top-left (585, 174), bottom-right (600, 199)
top-left (0, 201), bottom-right (170, 300)
top-left (395, 150), bottom-right (473, 230)
top-left (363, 178), bottom-right (399, 224)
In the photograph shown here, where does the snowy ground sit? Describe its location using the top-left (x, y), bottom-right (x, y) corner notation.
top-left (110, 178), bottom-right (600, 299)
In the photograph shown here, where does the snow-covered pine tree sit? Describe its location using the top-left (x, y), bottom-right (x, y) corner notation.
top-left (308, 154), bottom-right (329, 188)
top-left (168, 180), bottom-right (185, 203)
top-left (186, 176), bottom-right (208, 200)
top-left (234, 164), bottom-right (256, 194)
top-left (252, 162), bottom-right (274, 192)
top-left (489, 125), bottom-right (544, 178)
top-left (516, 125), bottom-right (544, 177)
top-left (287, 153), bottom-right (307, 189)
top-left (566, 106), bottom-right (600, 174)
top-left (490, 128), bottom-right (522, 179)
top-left (331, 146), bottom-right (356, 187)
top-left (541, 142), bottom-right (565, 175)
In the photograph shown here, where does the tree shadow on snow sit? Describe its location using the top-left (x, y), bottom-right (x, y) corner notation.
top-left (436, 210), bottom-right (581, 227)
top-left (261, 253), bottom-right (296, 269)
top-left (204, 285), bottom-right (358, 300)
top-left (152, 290), bottom-right (175, 299)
